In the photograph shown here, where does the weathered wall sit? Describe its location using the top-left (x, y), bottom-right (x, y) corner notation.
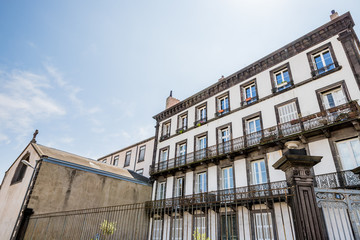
top-left (0, 144), bottom-right (39, 240)
top-left (28, 161), bottom-right (152, 214)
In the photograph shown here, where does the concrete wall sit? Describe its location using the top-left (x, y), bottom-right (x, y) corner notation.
top-left (28, 161), bottom-right (152, 214)
top-left (0, 144), bottom-right (39, 240)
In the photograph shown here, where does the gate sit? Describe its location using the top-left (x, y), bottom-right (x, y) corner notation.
top-left (315, 188), bottom-right (360, 240)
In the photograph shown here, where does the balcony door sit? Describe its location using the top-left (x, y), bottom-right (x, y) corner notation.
top-left (246, 117), bottom-right (262, 146)
top-left (177, 143), bottom-right (187, 166)
top-left (196, 136), bottom-right (207, 160)
top-left (219, 127), bottom-right (231, 154)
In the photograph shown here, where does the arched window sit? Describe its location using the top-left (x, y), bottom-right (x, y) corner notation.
top-left (11, 154), bottom-right (30, 185)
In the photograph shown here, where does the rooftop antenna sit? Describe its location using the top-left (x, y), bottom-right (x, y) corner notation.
top-left (170, 90), bottom-right (173, 97)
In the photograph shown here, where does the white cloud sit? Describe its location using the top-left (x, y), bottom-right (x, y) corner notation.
top-left (0, 70), bottom-right (66, 138)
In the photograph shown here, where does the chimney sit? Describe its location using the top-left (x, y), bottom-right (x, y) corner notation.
top-left (166, 91), bottom-right (180, 109)
top-left (330, 10), bottom-right (339, 21)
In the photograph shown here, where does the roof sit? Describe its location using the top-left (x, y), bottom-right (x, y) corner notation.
top-left (31, 143), bottom-right (150, 185)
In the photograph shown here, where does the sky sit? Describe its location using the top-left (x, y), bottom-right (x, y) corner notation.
top-left (0, 0), bottom-right (359, 181)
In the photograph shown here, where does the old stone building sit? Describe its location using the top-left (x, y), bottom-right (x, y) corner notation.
top-left (149, 11), bottom-right (360, 239)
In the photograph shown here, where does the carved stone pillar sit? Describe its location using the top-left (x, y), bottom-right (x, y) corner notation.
top-left (273, 149), bottom-right (327, 240)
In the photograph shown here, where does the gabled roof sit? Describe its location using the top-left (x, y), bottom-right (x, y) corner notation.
top-left (31, 143), bottom-right (150, 185)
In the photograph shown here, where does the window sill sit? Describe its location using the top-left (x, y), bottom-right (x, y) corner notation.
top-left (311, 65), bottom-right (342, 80)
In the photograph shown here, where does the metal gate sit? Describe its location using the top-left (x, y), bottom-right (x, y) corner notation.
top-left (315, 188), bottom-right (360, 240)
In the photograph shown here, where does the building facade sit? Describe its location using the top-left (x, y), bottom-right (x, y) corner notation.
top-left (98, 136), bottom-right (155, 177)
top-left (149, 11), bottom-right (360, 240)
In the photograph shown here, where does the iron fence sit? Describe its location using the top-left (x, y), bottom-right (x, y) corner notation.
top-left (151, 101), bottom-right (360, 174)
top-left (315, 170), bottom-right (360, 189)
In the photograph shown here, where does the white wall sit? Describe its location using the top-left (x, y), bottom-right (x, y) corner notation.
top-left (309, 139), bottom-right (337, 175)
top-left (267, 150), bottom-right (286, 182)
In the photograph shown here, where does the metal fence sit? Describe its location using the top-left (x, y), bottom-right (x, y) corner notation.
top-left (23, 183), bottom-right (294, 240)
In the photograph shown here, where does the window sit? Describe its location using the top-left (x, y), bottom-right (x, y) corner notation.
top-left (194, 216), bottom-right (206, 236)
top-left (275, 100), bottom-right (301, 136)
top-left (11, 156), bottom-right (29, 185)
top-left (244, 115), bottom-right (262, 146)
top-left (250, 159), bottom-right (267, 185)
top-left (308, 43), bottom-right (338, 77)
top-left (174, 177), bottom-right (184, 197)
top-left (103, 159), bottom-right (107, 164)
top-left (253, 211), bottom-right (275, 240)
top-left (113, 155), bottom-right (119, 166)
top-left (195, 172), bottom-right (207, 193)
top-left (159, 148), bottom-right (169, 170)
top-left (195, 105), bottom-right (207, 126)
top-left (218, 126), bottom-right (231, 154)
top-left (221, 214), bottom-right (237, 240)
top-left (157, 182), bottom-right (166, 200)
top-left (177, 114), bottom-right (188, 133)
top-left (337, 138), bottom-right (360, 171)
top-left (172, 217), bottom-right (183, 240)
top-left (136, 169), bottom-right (144, 175)
top-left (216, 94), bottom-right (230, 117)
top-left (312, 49), bottom-right (335, 74)
top-left (321, 87), bottom-right (346, 109)
top-left (195, 135), bottom-right (207, 160)
top-left (124, 151), bottom-right (131, 167)
top-left (247, 117), bottom-right (261, 134)
top-left (221, 167), bottom-right (234, 190)
top-left (161, 121), bottom-right (171, 140)
top-left (274, 68), bottom-right (291, 91)
top-left (138, 146), bottom-right (146, 162)
top-left (176, 143), bottom-right (187, 165)
top-left (277, 102), bottom-right (298, 124)
top-left (152, 219), bottom-right (163, 240)
top-left (242, 81), bottom-right (257, 105)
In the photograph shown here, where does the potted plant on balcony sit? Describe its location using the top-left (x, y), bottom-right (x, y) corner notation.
top-left (218, 109), bottom-right (224, 113)
top-left (245, 97), bottom-right (252, 102)
top-left (319, 118), bottom-right (328, 125)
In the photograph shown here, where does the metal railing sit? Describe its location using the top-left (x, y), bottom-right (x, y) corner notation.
top-left (151, 101), bottom-right (359, 174)
top-left (311, 61), bottom-right (339, 77)
top-left (315, 170), bottom-right (360, 189)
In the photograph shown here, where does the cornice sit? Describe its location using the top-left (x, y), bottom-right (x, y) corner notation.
top-left (153, 12), bottom-right (354, 122)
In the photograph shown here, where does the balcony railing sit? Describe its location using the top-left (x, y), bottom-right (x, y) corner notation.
top-left (315, 170), bottom-right (360, 189)
top-left (151, 101), bottom-right (359, 174)
top-left (194, 117), bottom-right (207, 127)
top-left (148, 180), bottom-right (290, 209)
top-left (215, 107), bottom-right (230, 117)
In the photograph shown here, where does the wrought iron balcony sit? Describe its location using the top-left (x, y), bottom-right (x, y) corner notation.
top-left (147, 180), bottom-right (290, 211)
top-left (215, 108), bottom-right (230, 117)
top-left (314, 170), bottom-right (360, 189)
top-left (151, 101), bottom-right (360, 175)
top-left (194, 117), bottom-right (207, 127)
top-left (311, 61), bottom-right (339, 77)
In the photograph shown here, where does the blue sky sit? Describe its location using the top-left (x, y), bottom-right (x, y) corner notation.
top-left (0, 0), bottom-right (359, 180)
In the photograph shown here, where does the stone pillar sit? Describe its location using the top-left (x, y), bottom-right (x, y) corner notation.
top-left (273, 149), bottom-right (327, 240)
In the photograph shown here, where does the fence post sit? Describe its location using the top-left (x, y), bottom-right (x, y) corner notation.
top-left (273, 148), bottom-right (327, 240)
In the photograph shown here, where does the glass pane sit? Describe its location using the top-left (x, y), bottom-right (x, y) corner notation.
top-left (246, 87), bottom-right (251, 98)
top-left (323, 51), bottom-right (334, 68)
top-left (251, 85), bottom-right (257, 97)
top-left (283, 70), bottom-right (290, 83)
top-left (338, 142), bottom-right (355, 170)
top-left (326, 93), bottom-right (335, 108)
top-left (255, 119), bottom-right (261, 132)
top-left (351, 140), bottom-right (360, 166)
top-left (276, 73), bottom-right (283, 84)
top-left (314, 55), bottom-right (324, 70)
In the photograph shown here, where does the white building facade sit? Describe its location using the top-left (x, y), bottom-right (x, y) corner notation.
top-left (149, 11), bottom-right (360, 240)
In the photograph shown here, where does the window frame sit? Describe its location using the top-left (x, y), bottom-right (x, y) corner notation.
top-left (315, 80), bottom-right (350, 111)
top-left (336, 137), bottom-right (360, 171)
top-left (221, 166), bottom-right (234, 190)
top-left (156, 181), bottom-right (166, 200)
top-left (216, 123), bottom-right (232, 154)
top-left (171, 216), bottom-right (183, 240)
top-left (161, 120), bottom-right (171, 140)
top-left (215, 92), bottom-right (230, 117)
top-left (195, 103), bottom-right (208, 126)
top-left (251, 209), bottom-right (277, 240)
top-left (175, 140), bottom-right (187, 166)
top-left (249, 159), bottom-right (268, 185)
top-left (193, 215), bottom-right (207, 238)
top-left (177, 112), bottom-right (188, 133)
top-left (195, 171), bottom-right (207, 194)
top-left (274, 98), bottom-right (301, 124)
top-left (220, 213), bottom-right (238, 240)
top-left (240, 79), bottom-right (258, 106)
top-left (152, 218), bottom-right (164, 240)
top-left (124, 151), bottom-right (131, 167)
top-left (138, 145), bottom-right (146, 162)
top-left (194, 132), bottom-right (208, 161)
top-left (11, 154), bottom-right (30, 185)
top-left (270, 63), bottom-right (294, 93)
top-left (113, 155), bottom-right (119, 166)
top-left (307, 42), bottom-right (338, 77)
top-left (174, 177), bottom-right (184, 198)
